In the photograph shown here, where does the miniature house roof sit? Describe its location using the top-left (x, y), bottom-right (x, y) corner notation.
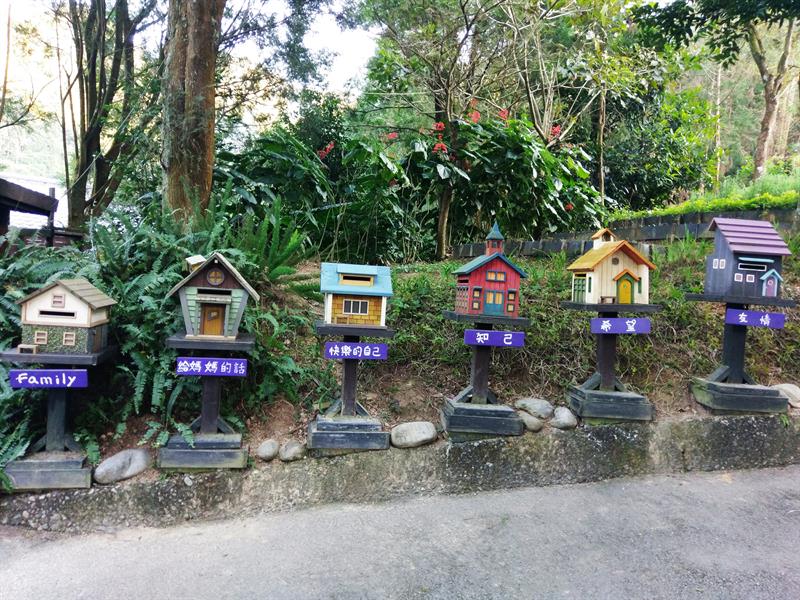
top-left (591, 227), bottom-right (618, 241)
top-left (453, 252), bottom-right (528, 278)
top-left (567, 240), bottom-right (656, 272)
top-left (16, 278), bottom-right (117, 309)
top-left (185, 255), bottom-right (207, 271)
top-left (710, 218), bottom-right (792, 256)
top-left (486, 222), bottom-right (504, 240)
top-left (320, 263), bottom-right (393, 297)
top-left (166, 252), bottom-right (260, 301)
top-left (761, 268), bottom-right (783, 281)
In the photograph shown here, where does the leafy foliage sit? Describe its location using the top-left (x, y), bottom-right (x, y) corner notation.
top-left (611, 190), bottom-right (798, 221)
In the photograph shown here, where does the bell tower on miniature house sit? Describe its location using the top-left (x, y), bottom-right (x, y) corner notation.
top-left (452, 223), bottom-right (527, 317)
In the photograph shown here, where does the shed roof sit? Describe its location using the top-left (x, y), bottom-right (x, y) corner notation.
top-left (567, 240), bottom-right (656, 272)
top-left (321, 262), bottom-right (393, 297)
top-left (167, 252), bottom-right (260, 301)
top-left (452, 252), bottom-right (528, 278)
top-left (710, 217), bottom-right (791, 256)
top-left (17, 278), bottom-right (117, 309)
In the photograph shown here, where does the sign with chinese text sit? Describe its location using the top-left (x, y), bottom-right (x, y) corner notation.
top-left (10, 369), bottom-right (88, 388)
top-left (724, 309), bottom-right (785, 329)
top-left (463, 330), bottom-right (525, 347)
top-left (175, 357), bottom-right (248, 377)
top-left (590, 317), bottom-right (651, 335)
top-left (324, 342), bottom-right (388, 360)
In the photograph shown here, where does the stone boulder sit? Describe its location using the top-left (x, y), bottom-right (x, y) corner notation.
top-left (773, 384), bottom-right (800, 409)
top-left (256, 439), bottom-right (280, 462)
top-left (515, 398), bottom-right (554, 419)
top-left (518, 412), bottom-right (544, 432)
top-left (93, 449), bottom-right (151, 484)
top-left (391, 422), bottom-right (438, 448)
top-left (550, 407), bottom-right (578, 430)
top-left (279, 441), bottom-right (306, 462)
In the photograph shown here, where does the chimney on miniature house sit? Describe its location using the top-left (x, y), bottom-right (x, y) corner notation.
top-left (486, 222), bottom-right (504, 255)
top-left (185, 255), bottom-right (206, 273)
top-left (591, 227), bottom-right (618, 249)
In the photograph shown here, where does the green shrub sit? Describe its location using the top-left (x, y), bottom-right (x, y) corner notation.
top-left (611, 190), bottom-right (798, 221)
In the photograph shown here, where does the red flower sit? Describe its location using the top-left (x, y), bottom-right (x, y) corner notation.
top-left (433, 121), bottom-right (445, 132)
top-left (565, 203), bottom-right (574, 212)
top-left (550, 124), bottom-right (562, 139)
top-left (317, 149), bottom-right (328, 159)
top-left (386, 132), bottom-right (398, 140)
top-left (469, 110), bottom-right (481, 124)
top-left (498, 109), bottom-right (509, 121)
top-left (437, 134), bottom-right (443, 141)
top-left (433, 142), bottom-right (448, 153)
top-left (325, 141), bottom-right (335, 151)
top-left (388, 179), bottom-right (398, 187)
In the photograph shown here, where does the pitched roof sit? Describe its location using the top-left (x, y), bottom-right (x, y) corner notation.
top-left (567, 240), bottom-right (656, 272)
top-left (591, 227), bottom-right (617, 240)
top-left (453, 252), bottom-right (528, 278)
top-left (17, 278), bottom-right (117, 309)
top-left (486, 222), bottom-right (504, 241)
top-left (320, 262), bottom-right (393, 297)
top-left (710, 217), bottom-right (792, 256)
top-left (167, 252), bottom-right (260, 301)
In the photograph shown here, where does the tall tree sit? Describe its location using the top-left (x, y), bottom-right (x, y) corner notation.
top-left (161, 0), bottom-right (226, 219)
top-left (638, 0), bottom-right (800, 178)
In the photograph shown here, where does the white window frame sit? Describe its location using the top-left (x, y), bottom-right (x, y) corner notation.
top-left (52, 294), bottom-right (65, 308)
top-left (34, 331), bottom-right (48, 345)
top-left (734, 273), bottom-right (743, 282)
top-left (719, 259), bottom-right (726, 269)
top-left (746, 274), bottom-right (755, 283)
top-left (712, 258), bottom-right (719, 269)
top-left (342, 299), bottom-right (369, 315)
top-left (62, 331), bottom-right (76, 346)
top-left (738, 262), bottom-right (767, 272)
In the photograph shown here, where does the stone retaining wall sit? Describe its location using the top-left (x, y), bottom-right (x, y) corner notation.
top-left (453, 207), bottom-right (800, 259)
top-left (1, 414), bottom-right (798, 533)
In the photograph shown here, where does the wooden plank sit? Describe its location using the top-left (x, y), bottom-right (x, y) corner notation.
top-left (568, 387), bottom-right (654, 421)
top-left (701, 380), bottom-right (781, 397)
top-left (165, 333), bottom-right (256, 351)
top-left (4, 464), bottom-right (90, 491)
top-left (0, 177), bottom-right (57, 215)
top-left (313, 321), bottom-right (395, 339)
top-left (45, 389), bottom-right (67, 452)
top-left (157, 447), bottom-right (248, 469)
top-left (470, 344), bottom-right (492, 404)
top-left (166, 433), bottom-right (242, 449)
top-left (692, 379), bottom-right (787, 414)
top-left (5, 451), bottom-right (85, 470)
top-left (307, 423), bottom-right (390, 450)
top-left (444, 399), bottom-right (516, 418)
top-left (200, 377), bottom-right (221, 433)
top-left (341, 356), bottom-right (359, 416)
top-left (442, 411), bottom-right (524, 436)
top-left (686, 293), bottom-right (796, 309)
top-left (314, 416), bottom-right (384, 432)
top-left (560, 302), bottom-right (661, 314)
top-left (0, 345), bottom-right (118, 366)
top-left (441, 310), bottom-right (530, 327)
top-left (0, 206), bottom-right (8, 235)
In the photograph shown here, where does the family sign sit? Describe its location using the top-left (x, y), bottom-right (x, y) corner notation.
top-left (10, 369), bottom-right (88, 389)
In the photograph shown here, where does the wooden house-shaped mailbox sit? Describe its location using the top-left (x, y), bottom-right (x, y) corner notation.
top-left (452, 223), bottom-right (527, 317)
top-left (567, 228), bottom-right (656, 305)
top-left (321, 263), bottom-right (392, 327)
top-left (167, 252), bottom-right (259, 340)
top-left (17, 278), bottom-right (116, 355)
top-left (704, 218), bottom-right (791, 299)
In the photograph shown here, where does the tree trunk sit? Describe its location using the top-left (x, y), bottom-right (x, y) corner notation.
top-left (162, 0), bottom-right (226, 221)
top-left (714, 64), bottom-right (722, 191)
top-left (754, 84), bottom-right (779, 178)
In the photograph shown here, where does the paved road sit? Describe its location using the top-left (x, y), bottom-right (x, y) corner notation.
top-left (1, 466), bottom-right (799, 600)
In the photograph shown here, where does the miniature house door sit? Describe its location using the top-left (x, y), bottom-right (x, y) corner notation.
top-left (200, 304), bottom-right (224, 336)
top-left (763, 273), bottom-right (779, 297)
top-left (484, 290), bottom-right (504, 315)
top-left (616, 275), bottom-right (634, 304)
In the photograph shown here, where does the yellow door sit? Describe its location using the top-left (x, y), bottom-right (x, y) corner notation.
top-left (617, 278), bottom-right (633, 304)
top-left (200, 304), bottom-right (224, 336)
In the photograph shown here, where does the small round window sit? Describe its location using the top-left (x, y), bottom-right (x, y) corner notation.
top-left (612, 257), bottom-right (620, 265)
top-left (206, 268), bottom-right (225, 286)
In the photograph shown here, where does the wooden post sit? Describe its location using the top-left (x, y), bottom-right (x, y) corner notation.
top-left (45, 388), bottom-right (68, 452)
top-left (0, 206), bottom-right (8, 236)
top-left (46, 187), bottom-right (56, 247)
top-left (200, 377), bottom-right (221, 434)
top-left (341, 335), bottom-right (359, 416)
top-left (470, 323), bottom-right (493, 404)
top-left (722, 302), bottom-right (748, 384)
top-left (597, 311), bottom-right (618, 390)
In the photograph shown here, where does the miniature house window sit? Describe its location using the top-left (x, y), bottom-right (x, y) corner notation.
top-left (34, 331), bottom-right (48, 345)
top-left (602, 232), bottom-right (612, 241)
top-left (734, 273), bottom-right (743, 282)
top-left (472, 301), bottom-right (480, 310)
top-left (62, 331), bottom-right (76, 346)
top-left (738, 262), bottom-right (767, 272)
top-left (486, 271), bottom-right (506, 282)
top-left (746, 274), bottom-right (755, 283)
top-left (472, 288), bottom-right (481, 298)
top-left (507, 303), bottom-right (515, 312)
top-left (343, 299), bottom-right (369, 315)
top-left (612, 257), bottom-right (620, 265)
top-left (587, 277), bottom-right (592, 293)
top-left (719, 259), bottom-right (726, 269)
top-left (52, 294), bottom-right (65, 308)
top-left (341, 274), bottom-right (374, 285)
top-left (712, 258), bottom-right (719, 269)
top-left (457, 275), bottom-right (469, 284)
top-left (206, 268), bottom-right (226, 286)
top-left (508, 290), bottom-right (517, 302)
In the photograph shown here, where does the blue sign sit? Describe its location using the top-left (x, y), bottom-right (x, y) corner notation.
top-left (324, 342), bottom-right (387, 360)
top-left (590, 317), bottom-right (651, 335)
top-left (724, 309), bottom-right (785, 329)
top-left (176, 357), bottom-right (248, 377)
top-left (10, 369), bottom-right (88, 388)
top-left (464, 330), bottom-right (525, 347)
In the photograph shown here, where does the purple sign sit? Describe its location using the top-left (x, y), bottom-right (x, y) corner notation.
top-left (176, 357), bottom-right (248, 377)
top-left (324, 342), bottom-right (387, 360)
top-left (724, 309), bottom-right (785, 329)
top-left (9, 369), bottom-right (88, 389)
top-left (464, 330), bottom-right (525, 347)
top-left (590, 317), bottom-right (651, 335)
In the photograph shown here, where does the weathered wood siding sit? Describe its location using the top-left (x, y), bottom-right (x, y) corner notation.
top-left (463, 257), bottom-right (522, 316)
top-left (183, 286), bottom-right (247, 337)
top-left (21, 285), bottom-right (94, 327)
top-left (331, 294), bottom-right (383, 326)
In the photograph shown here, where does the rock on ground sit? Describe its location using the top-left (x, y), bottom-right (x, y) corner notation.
top-left (279, 441), bottom-right (306, 462)
top-left (391, 422), bottom-right (438, 448)
top-left (773, 383), bottom-right (800, 409)
top-left (256, 439), bottom-right (279, 462)
top-left (93, 449), bottom-right (151, 484)
top-left (515, 398), bottom-right (554, 419)
top-left (550, 407), bottom-right (578, 430)
top-left (518, 412), bottom-right (544, 432)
